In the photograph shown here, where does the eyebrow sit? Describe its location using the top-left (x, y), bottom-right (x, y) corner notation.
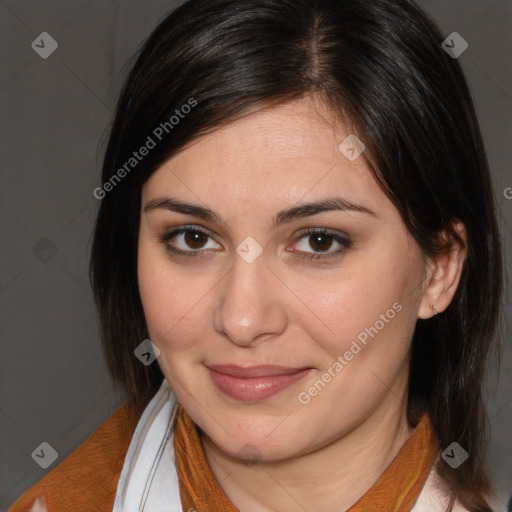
top-left (143, 196), bottom-right (377, 229)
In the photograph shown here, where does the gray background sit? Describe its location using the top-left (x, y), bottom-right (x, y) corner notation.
top-left (0, 0), bottom-right (511, 510)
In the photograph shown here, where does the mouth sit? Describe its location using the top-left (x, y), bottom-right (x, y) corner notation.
top-left (205, 364), bottom-right (313, 402)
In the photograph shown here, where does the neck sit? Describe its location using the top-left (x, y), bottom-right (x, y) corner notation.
top-left (201, 374), bottom-right (414, 512)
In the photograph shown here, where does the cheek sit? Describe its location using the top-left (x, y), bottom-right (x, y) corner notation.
top-left (137, 241), bottom-right (211, 353)
top-left (297, 247), bottom-right (422, 362)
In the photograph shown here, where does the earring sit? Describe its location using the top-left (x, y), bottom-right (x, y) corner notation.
top-left (430, 304), bottom-right (438, 317)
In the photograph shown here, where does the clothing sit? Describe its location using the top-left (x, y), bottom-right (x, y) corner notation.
top-left (9, 379), bottom-right (468, 512)
top-left (8, 397), bottom-right (139, 512)
top-left (173, 400), bottom-right (440, 512)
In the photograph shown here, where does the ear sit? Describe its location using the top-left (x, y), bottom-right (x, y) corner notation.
top-left (418, 220), bottom-right (467, 319)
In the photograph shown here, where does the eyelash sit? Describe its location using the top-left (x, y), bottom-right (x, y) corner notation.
top-left (158, 225), bottom-right (352, 261)
top-left (294, 228), bottom-right (352, 260)
top-left (159, 226), bottom-right (215, 259)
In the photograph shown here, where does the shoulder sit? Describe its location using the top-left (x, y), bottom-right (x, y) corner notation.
top-left (412, 459), bottom-right (470, 512)
top-left (8, 402), bottom-right (140, 512)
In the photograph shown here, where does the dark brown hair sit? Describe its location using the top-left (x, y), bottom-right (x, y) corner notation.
top-left (89, 0), bottom-right (503, 509)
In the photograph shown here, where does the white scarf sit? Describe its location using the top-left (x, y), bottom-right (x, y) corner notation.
top-left (112, 379), bottom-right (183, 511)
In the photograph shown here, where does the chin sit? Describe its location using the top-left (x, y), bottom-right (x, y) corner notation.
top-left (211, 431), bottom-right (302, 464)
top-left (200, 411), bottom-right (312, 463)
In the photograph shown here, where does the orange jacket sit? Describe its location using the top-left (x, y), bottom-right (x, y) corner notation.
top-left (8, 403), bottom-right (139, 512)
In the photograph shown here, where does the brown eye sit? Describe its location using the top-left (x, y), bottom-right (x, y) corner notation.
top-left (184, 230), bottom-right (208, 249)
top-left (308, 233), bottom-right (334, 252)
top-left (159, 226), bottom-right (221, 257)
top-left (291, 228), bottom-right (352, 260)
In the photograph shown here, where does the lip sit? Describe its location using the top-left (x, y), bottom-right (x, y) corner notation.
top-left (206, 364), bottom-right (312, 401)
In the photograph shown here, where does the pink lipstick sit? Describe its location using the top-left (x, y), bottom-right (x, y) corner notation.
top-left (206, 364), bottom-right (312, 401)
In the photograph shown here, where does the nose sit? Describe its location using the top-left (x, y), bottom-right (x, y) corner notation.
top-left (213, 251), bottom-right (288, 347)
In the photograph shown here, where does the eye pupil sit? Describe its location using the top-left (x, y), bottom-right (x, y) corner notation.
top-left (185, 231), bottom-right (207, 249)
top-left (309, 234), bottom-right (332, 252)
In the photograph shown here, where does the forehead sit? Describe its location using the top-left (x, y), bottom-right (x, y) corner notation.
top-left (142, 98), bottom-right (385, 215)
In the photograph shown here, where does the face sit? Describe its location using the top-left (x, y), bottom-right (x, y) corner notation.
top-left (137, 97), bottom-right (429, 462)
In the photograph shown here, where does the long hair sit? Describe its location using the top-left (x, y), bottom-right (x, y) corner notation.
top-left (89, 1), bottom-right (503, 509)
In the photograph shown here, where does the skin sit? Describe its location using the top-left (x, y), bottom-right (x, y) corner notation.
top-left (137, 96), bottom-right (466, 512)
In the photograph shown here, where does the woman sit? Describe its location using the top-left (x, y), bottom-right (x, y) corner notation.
top-left (10, 0), bottom-right (503, 510)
